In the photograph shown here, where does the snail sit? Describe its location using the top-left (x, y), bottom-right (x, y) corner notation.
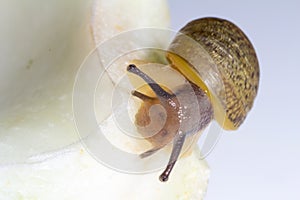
top-left (127, 17), bottom-right (259, 182)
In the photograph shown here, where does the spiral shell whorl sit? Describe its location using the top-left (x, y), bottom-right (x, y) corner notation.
top-left (168, 17), bottom-right (259, 129)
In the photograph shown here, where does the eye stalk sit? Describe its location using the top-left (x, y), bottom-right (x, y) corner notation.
top-left (127, 64), bottom-right (173, 100)
top-left (159, 131), bottom-right (186, 182)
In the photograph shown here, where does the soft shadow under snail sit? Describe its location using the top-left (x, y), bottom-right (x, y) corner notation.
top-left (127, 17), bottom-right (260, 182)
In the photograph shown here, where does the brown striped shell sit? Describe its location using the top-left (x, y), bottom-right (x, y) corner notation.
top-left (167, 17), bottom-right (259, 130)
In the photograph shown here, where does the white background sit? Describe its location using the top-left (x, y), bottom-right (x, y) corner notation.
top-left (169, 0), bottom-right (300, 199)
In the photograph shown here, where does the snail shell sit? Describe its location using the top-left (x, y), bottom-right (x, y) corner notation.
top-left (167, 17), bottom-right (259, 130)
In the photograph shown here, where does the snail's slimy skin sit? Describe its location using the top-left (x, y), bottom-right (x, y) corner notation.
top-left (128, 64), bottom-right (213, 181)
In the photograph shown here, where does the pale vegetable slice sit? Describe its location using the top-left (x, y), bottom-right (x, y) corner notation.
top-left (0, 146), bottom-right (209, 200)
top-left (0, 0), bottom-right (95, 164)
top-left (0, 0), bottom-right (210, 199)
top-left (92, 0), bottom-right (170, 43)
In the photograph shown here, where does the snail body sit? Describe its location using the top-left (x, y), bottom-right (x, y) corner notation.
top-left (127, 17), bottom-right (259, 182)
